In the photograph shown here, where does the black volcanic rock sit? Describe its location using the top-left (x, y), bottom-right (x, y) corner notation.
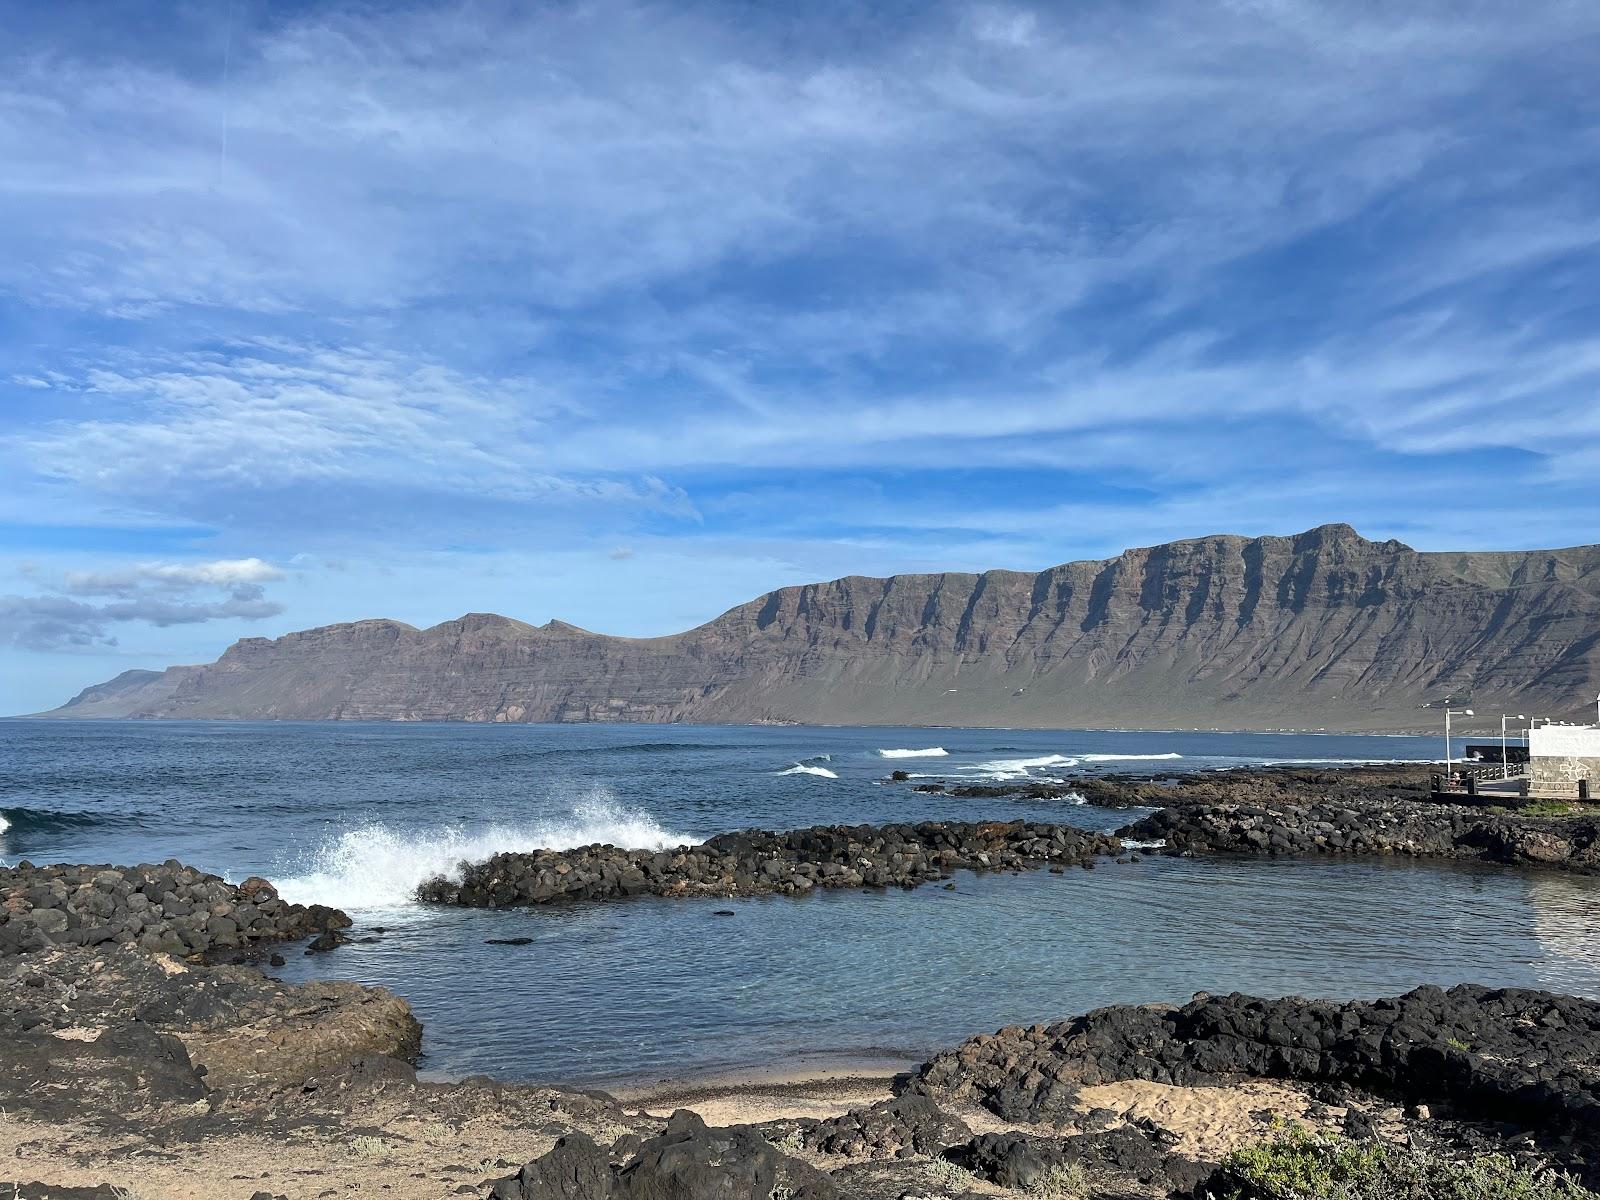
top-left (491, 1111), bottom-right (837, 1200)
top-left (41, 526), bottom-right (1600, 730)
top-left (417, 820), bottom-right (1121, 907)
top-left (0, 861), bottom-right (351, 957)
top-left (908, 984), bottom-right (1600, 1145)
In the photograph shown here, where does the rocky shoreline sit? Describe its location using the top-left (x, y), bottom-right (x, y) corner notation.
top-left (1, 859), bottom-right (352, 956)
top-left (9, 873), bottom-right (1600, 1200)
top-left (1103, 764), bottom-right (1600, 873)
top-left (417, 820), bottom-right (1126, 908)
top-left (10, 765), bottom-right (1600, 1197)
top-left (908, 763), bottom-right (1600, 875)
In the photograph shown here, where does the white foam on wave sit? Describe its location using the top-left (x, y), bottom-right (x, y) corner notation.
top-left (972, 753), bottom-right (1080, 780)
top-left (778, 763), bottom-right (840, 779)
top-left (274, 794), bottom-right (691, 912)
top-left (1080, 752), bottom-right (1183, 762)
top-left (1120, 838), bottom-right (1167, 850)
top-left (0, 812), bottom-right (8, 835)
top-left (877, 747), bottom-right (949, 759)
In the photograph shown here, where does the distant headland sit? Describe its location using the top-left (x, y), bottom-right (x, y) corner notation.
top-left (34, 523), bottom-right (1600, 732)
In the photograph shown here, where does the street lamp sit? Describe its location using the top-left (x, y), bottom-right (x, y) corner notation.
top-left (1444, 708), bottom-right (1473, 774)
top-left (1501, 714), bottom-right (1526, 779)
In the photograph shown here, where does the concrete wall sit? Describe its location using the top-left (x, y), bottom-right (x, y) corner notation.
top-left (1529, 724), bottom-right (1600, 789)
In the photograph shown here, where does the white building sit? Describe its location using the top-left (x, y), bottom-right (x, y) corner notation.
top-left (1527, 723), bottom-right (1600, 798)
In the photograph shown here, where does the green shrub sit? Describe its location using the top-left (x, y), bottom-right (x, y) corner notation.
top-left (1025, 1160), bottom-right (1090, 1197)
top-left (1215, 1125), bottom-right (1598, 1200)
top-left (924, 1157), bottom-right (977, 1191)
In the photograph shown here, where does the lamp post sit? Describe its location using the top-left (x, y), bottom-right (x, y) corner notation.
top-left (1444, 707), bottom-right (1473, 775)
top-left (1501, 714), bottom-right (1526, 779)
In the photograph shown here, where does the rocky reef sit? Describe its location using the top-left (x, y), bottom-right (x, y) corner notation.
top-left (1081, 765), bottom-right (1600, 873)
top-left (417, 819), bottom-right (1123, 908)
top-left (0, 859), bottom-right (351, 956)
top-left (906, 764), bottom-right (1600, 875)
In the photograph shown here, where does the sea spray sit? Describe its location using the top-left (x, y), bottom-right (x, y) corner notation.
top-left (274, 794), bottom-right (691, 911)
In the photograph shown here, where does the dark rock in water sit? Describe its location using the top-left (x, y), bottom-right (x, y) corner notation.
top-left (486, 937), bottom-right (535, 946)
top-left (889, 770), bottom-right (910, 781)
top-left (712, 910), bottom-right (735, 917)
top-left (492, 1110), bottom-right (836, 1199)
top-left (269, 953), bottom-right (286, 967)
top-left (305, 929), bottom-right (351, 954)
top-left (418, 820), bottom-right (1123, 909)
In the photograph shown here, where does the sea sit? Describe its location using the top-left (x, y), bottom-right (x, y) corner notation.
top-left (3, 719), bottom-right (1596, 1089)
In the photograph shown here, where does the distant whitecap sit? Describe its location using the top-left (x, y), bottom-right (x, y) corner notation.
top-left (777, 763), bottom-right (840, 779)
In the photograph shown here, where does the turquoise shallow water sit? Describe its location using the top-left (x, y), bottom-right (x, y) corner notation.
top-left (4, 719), bottom-right (1594, 1085)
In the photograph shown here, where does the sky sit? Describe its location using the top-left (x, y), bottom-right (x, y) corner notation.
top-left (1, 0), bottom-right (1598, 713)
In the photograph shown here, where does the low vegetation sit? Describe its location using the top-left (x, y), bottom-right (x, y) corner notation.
top-left (1024, 1160), bottom-right (1089, 1197)
top-left (1213, 1125), bottom-right (1598, 1200)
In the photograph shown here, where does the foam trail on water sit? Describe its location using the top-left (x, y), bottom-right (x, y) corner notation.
top-left (877, 747), bottom-right (949, 758)
top-left (0, 812), bottom-right (9, 835)
top-left (778, 763), bottom-right (840, 779)
top-left (1080, 753), bottom-right (1183, 762)
top-left (274, 796), bottom-right (691, 912)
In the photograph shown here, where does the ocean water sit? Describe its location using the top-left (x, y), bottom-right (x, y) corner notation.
top-left (4, 719), bottom-right (1596, 1087)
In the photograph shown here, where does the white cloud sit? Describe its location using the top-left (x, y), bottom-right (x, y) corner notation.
top-left (63, 557), bottom-right (284, 596)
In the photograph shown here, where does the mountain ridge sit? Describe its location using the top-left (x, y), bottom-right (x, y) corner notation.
top-left (36, 524), bottom-right (1600, 732)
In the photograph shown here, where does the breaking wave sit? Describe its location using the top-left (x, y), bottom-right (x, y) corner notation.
top-left (777, 763), bottom-right (840, 779)
top-left (877, 748), bottom-right (949, 758)
top-left (1080, 753), bottom-right (1184, 762)
top-left (971, 753), bottom-right (1081, 780)
top-left (274, 795), bottom-right (691, 911)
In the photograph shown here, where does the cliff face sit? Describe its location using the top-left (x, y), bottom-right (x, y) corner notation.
top-left (41, 525), bottom-right (1600, 730)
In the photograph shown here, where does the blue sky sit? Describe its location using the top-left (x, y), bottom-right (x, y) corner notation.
top-left (2, 0), bottom-right (1599, 713)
